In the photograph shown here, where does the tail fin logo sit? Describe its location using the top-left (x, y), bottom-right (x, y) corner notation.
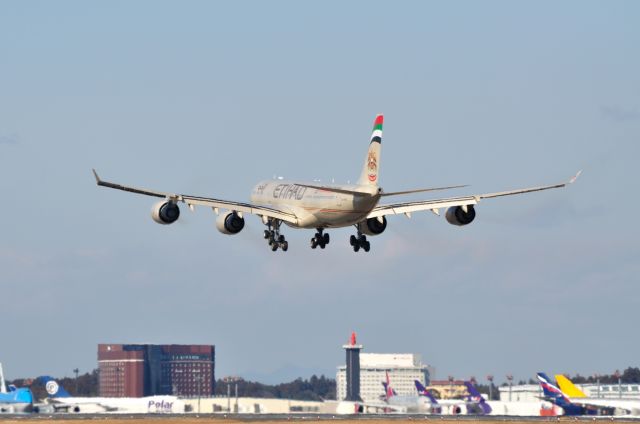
top-left (45, 380), bottom-right (59, 396)
top-left (367, 152), bottom-right (378, 182)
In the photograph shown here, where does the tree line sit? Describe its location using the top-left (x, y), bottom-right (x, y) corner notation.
top-left (7, 371), bottom-right (335, 401)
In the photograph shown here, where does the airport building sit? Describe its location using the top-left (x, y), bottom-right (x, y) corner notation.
top-left (337, 353), bottom-right (432, 402)
top-left (499, 384), bottom-right (541, 402)
top-left (98, 344), bottom-right (215, 398)
top-left (580, 383), bottom-right (640, 399)
top-left (498, 383), bottom-right (640, 402)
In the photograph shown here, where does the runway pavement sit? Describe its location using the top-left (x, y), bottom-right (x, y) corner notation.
top-left (2, 415), bottom-right (640, 423)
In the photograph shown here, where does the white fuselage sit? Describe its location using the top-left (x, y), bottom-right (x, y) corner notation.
top-left (250, 180), bottom-right (380, 229)
top-left (387, 395), bottom-right (436, 413)
top-left (47, 396), bottom-right (183, 414)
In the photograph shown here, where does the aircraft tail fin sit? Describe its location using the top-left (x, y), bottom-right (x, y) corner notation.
top-left (555, 375), bottom-right (587, 398)
top-left (383, 371), bottom-right (395, 400)
top-left (357, 114), bottom-right (383, 186)
top-left (537, 373), bottom-right (570, 405)
top-left (0, 363), bottom-right (6, 394)
top-left (39, 376), bottom-right (71, 398)
top-left (415, 380), bottom-right (439, 404)
top-left (464, 381), bottom-right (492, 414)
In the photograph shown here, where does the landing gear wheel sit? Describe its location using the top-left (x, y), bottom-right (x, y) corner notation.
top-left (311, 228), bottom-right (329, 250)
top-left (350, 231), bottom-right (371, 252)
top-left (264, 219), bottom-right (288, 252)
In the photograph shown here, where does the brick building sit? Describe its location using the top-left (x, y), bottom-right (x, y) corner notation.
top-left (98, 344), bottom-right (215, 398)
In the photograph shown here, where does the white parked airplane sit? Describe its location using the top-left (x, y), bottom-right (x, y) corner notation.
top-left (36, 377), bottom-right (184, 414)
top-left (93, 114), bottom-right (580, 252)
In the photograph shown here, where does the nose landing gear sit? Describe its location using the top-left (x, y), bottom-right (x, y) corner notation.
top-left (264, 219), bottom-right (288, 252)
top-left (310, 228), bottom-right (330, 249)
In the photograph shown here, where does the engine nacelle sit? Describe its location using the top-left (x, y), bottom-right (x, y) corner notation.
top-left (216, 211), bottom-right (245, 235)
top-left (151, 201), bottom-right (180, 225)
top-left (445, 205), bottom-right (476, 226)
top-left (357, 216), bottom-right (387, 236)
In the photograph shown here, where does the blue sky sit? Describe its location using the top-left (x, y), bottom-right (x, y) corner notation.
top-left (1, 1), bottom-right (639, 385)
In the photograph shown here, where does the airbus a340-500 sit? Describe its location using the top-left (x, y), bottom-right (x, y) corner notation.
top-left (93, 114), bottom-right (579, 252)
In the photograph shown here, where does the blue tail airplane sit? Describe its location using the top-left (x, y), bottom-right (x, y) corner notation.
top-left (537, 372), bottom-right (587, 416)
top-left (0, 363), bottom-right (33, 413)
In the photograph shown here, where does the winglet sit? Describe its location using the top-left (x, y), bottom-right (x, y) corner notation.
top-left (92, 169), bottom-right (102, 184)
top-left (569, 170), bottom-right (582, 184)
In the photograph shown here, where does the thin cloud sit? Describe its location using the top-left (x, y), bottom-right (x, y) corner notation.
top-left (0, 133), bottom-right (21, 145)
top-left (601, 105), bottom-right (640, 122)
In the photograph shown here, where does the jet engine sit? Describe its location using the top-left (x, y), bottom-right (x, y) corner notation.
top-left (445, 205), bottom-right (476, 226)
top-left (216, 211), bottom-right (245, 235)
top-left (357, 216), bottom-right (387, 235)
top-left (151, 201), bottom-right (180, 224)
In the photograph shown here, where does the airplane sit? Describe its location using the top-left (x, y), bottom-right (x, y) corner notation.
top-left (554, 373), bottom-right (640, 416)
top-left (463, 380), bottom-right (493, 414)
top-left (0, 363), bottom-right (33, 413)
top-left (415, 380), bottom-right (491, 415)
top-left (413, 380), bottom-right (442, 413)
top-left (36, 376), bottom-right (184, 414)
top-left (368, 371), bottom-right (435, 413)
top-left (537, 372), bottom-right (596, 416)
top-left (93, 114), bottom-right (580, 252)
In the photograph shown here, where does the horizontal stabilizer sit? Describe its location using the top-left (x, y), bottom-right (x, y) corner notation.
top-left (381, 184), bottom-right (468, 197)
top-left (294, 183), bottom-right (378, 196)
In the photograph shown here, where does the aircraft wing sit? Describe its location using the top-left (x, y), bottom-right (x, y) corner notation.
top-left (567, 399), bottom-right (640, 415)
top-left (48, 399), bottom-right (116, 413)
top-left (367, 172), bottom-right (581, 219)
top-left (92, 170), bottom-right (298, 224)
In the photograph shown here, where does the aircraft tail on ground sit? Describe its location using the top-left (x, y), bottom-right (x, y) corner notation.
top-left (0, 363), bottom-right (5, 394)
top-left (357, 114), bottom-right (383, 187)
top-left (39, 376), bottom-right (71, 398)
top-left (414, 380), bottom-right (439, 404)
top-left (464, 381), bottom-right (492, 414)
top-left (383, 371), bottom-right (395, 400)
top-left (537, 372), bottom-right (585, 416)
top-left (555, 374), bottom-right (587, 398)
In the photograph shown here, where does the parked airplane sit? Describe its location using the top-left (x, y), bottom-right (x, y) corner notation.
top-left (36, 376), bottom-right (184, 414)
top-left (554, 374), bottom-right (640, 416)
top-left (369, 372), bottom-right (435, 413)
top-left (414, 380), bottom-right (442, 413)
top-left (415, 380), bottom-right (491, 415)
top-left (537, 372), bottom-right (596, 416)
top-left (464, 381), bottom-right (493, 414)
top-left (93, 114), bottom-right (580, 252)
top-left (0, 363), bottom-right (33, 413)
top-left (537, 372), bottom-right (583, 415)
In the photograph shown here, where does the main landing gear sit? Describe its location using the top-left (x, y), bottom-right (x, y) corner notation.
top-left (350, 231), bottom-right (370, 252)
top-left (264, 219), bottom-right (288, 252)
top-left (310, 228), bottom-right (330, 249)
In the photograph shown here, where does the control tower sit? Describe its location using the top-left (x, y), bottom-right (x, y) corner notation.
top-left (342, 332), bottom-right (363, 401)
